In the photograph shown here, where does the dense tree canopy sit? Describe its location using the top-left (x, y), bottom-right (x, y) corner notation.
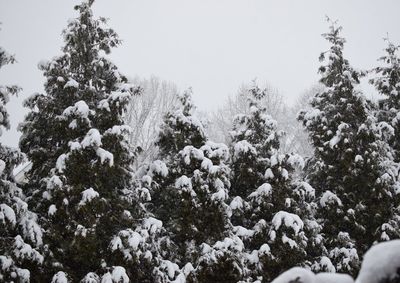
top-left (1, 2), bottom-right (400, 282)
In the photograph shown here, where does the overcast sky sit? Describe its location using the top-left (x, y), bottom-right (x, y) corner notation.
top-left (1, 0), bottom-right (400, 146)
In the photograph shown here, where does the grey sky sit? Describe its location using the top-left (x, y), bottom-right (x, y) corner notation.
top-left (1, 0), bottom-right (400, 147)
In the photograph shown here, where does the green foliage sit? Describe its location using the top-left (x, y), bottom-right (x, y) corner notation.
top-left (298, 21), bottom-right (399, 276)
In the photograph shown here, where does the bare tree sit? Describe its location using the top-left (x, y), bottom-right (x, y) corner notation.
top-left (283, 84), bottom-right (324, 158)
top-left (206, 81), bottom-right (321, 157)
top-left (125, 75), bottom-right (180, 167)
top-left (207, 82), bottom-right (286, 145)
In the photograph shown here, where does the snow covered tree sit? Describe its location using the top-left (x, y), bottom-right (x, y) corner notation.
top-left (298, 22), bottom-right (399, 275)
top-left (19, 2), bottom-right (168, 282)
top-left (371, 40), bottom-right (400, 162)
top-left (0, 44), bottom-right (44, 282)
top-left (229, 83), bottom-right (324, 282)
top-left (207, 83), bottom-right (286, 147)
top-left (144, 90), bottom-right (244, 282)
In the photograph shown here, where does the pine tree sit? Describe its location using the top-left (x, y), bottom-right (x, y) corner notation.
top-left (19, 1), bottom-right (167, 281)
top-left (229, 83), bottom-right (324, 282)
top-left (145, 90), bottom-right (244, 282)
top-left (298, 21), bottom-right (399, 276)
top-left (371, 40), bottom-right (400, 162)
top-left (0, 44), bottom-right (44, 282)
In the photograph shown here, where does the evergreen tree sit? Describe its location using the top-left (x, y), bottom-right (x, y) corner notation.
top-left (19, 1), bottom-right (167, 281)
top-left (371, 40), bottom-right (400, 162)
top-left (0, 44), bottom-right (44, 282)
top-left (298, 22), bottom-right (399, 276)
top-left (144, 90), bottom-right (244, 282)
top-left (229, 83), bottom-right (325, 282)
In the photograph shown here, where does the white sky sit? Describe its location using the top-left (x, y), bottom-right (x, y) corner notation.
top-left (1, 0), bottom-right (400, 146)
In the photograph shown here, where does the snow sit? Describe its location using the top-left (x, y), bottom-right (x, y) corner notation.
top-left (110, 236), bottom-right (123, 251)
top-left (96, 148), bottom-right (114, 166)
top-left (245, 250), bottom-right (259, 264)
top-left (62, 100), bottom-right (91, 119)
top-left (201, 236), bottom-right (244, 260)
top-left (201, 141), bottom-right (230, 161)
top-left (281, 168), bottom-right (289, 180)
top-left (127, 232), bottom-right (141, 250)
top-left (356, 240), bottom-right (400, 283)
top-left (287, 153), bottom-right (306, 169)
top-left (101, 272), bottom-right (112, 283)
top-left (233, 225), bottom-right (255, 239)
top-left (175, 175), bottom-right (193, 191)
top-left (233, 140), bottom-right (257, 158)
top-left (270, 154), bottom-right (278, 166)
top-left (142, 217), bottom-right (163, 234)
top-left (180, 146), bottom-right (204, 165)
top-left (272, 211), bottom-right (304, 234)
top-left (111, 266), bottom-right (129, 283)
top-left (51, 272), bottom-right (69, 283)
top-left (149, 160), bottom-right (168, 177)
top-left (98, 99), bottom-right (110, 111)
top-left (48, 204), bottom-right (57, 216)
top-left (201, 158), bottom-right (213, 170)
top-left (253, 219), bottom-right (267, 233)
top-left (47, 175), bottom-right (63, 190)
top-left (211, 187), bottom-right (228, 201)
top-left (0, 255), bottom-right (13, 270)
top-left (295, 182), bottom-right (315, 199)
top-left (68, 141), bottom-right (81, 151)
top-left (258, 243), bottom-right (271, 255)
top-left (68, 129), bottom-right (114, 166)
top-left (64, 78), bottom-right (79, 89)
top-left (301, 108), bottom-right (324, 127)
top-left (15, 268), bottom-right (30, 282)
top-left (14, 235), bottom-right (44, 264)
top-left (100, 267), bottom-right (129, 283)
top-left (329, 244), bottom-right (359, 271)
top-left (265, 168), bottom-right (274, 179)
top-left (81, 129), bottom-right (102, 148)
top-left (68, 119), bottom-right (78, 129)
top-left (82, 272), bottom-right (100, 283)
top-left (0, 159), bottom-right (5, 176)
top-left (249, 183), bottom-right (272, 202)
top-left (160, 260), bottom-right (179, 279)
top-left (271, 267), bottom-right (314, 283)
top-left (354, 155), bottom-right (363, 162)
top-left (37, 59), bottom-right (49, 70)
top-left (320, 190), bottom-right (342, 207)
top-left (105, 125), bottom-right (132, 136)
top-left (329, 135), bottom-right (341, 148)
top-left (282, 234), bottom-right (298, 249)
top-left (74, 225), bottom-right (87, 237)
top-left (19, 212), bottom-right (43, 246)
top-left (316, 273), bottom-right (354, 283)
top-left (0, 203), bottom-right (16, 226)
top-left (56, 153), bottom-right (68, 173)
top-left (108, 91), bottom-right (132, 104)
top-left (271, 267), bottom-right (354, 283)
top-left (319, 256), bottom-right (336, 272)
top-left (230, 196), bottom-right (244, 211)
top-left (79, 188), bottom-right (100, 206)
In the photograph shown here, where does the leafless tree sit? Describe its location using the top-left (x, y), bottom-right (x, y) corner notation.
top-left (206, 82), bottom-right (322, 158)
top-left (282, 83), bottom-right (324, 158)
top-left (125, 75), bottom-right (180, 168)
top-left (207, 82), bottom-right (286, 145)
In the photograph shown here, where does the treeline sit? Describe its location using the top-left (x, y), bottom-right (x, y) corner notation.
top-left (1, 1), bottom-right (400, 283)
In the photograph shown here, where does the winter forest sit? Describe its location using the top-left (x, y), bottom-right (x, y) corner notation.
top-left (1, 1), bottom-right (400, 282)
